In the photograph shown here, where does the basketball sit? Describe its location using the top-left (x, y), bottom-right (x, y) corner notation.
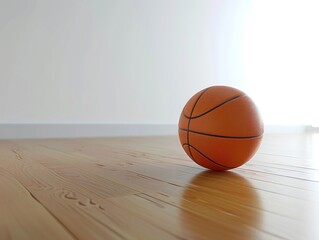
top-left (178, 86), bottom-right (263, 171)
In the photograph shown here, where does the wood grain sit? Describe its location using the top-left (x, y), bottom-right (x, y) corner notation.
top-left (0, 169), bottom-right (74, 240)
top-left (0, 133), bottom-right (318, 239)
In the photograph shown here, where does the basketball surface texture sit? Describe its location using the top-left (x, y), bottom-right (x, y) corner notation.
top-left (178, 86), bottom-right (263, 171)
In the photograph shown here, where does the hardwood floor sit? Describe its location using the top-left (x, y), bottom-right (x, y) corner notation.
top-left (0, 133), bottom-right (318, 240)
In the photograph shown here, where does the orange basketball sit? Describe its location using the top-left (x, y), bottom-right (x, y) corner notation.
top-left (178, 86), bottom-right (263, 171)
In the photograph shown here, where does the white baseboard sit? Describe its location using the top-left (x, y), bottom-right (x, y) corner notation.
top-left (264, 125), bottom-right (307, 134)
top-left (0, 124), bottom-right (178, 140)
top-left (305, 126), bottom-right (319, 132)
top-left (0, 124), bottom-right (311, 140)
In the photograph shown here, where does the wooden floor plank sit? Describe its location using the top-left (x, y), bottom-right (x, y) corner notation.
top-left (0, 133), bottom-right (318, 239)
top-left (0, 144), bottom-right (181, 240)
top-left (0, 169), bottom-right (75, 240)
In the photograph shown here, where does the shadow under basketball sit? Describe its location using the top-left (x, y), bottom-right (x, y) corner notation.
top-left (179, 171), bottom-right (262, 240)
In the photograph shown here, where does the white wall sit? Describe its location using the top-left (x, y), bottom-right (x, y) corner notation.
top-left (243, 0), bottom-right (319, 126)
top-left (2, 0), bottom-right (315, 138)
top-left (0, 0), bottom-right (249, 125)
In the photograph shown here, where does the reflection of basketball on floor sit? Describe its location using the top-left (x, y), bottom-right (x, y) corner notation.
top-left (179, 171), bottom-right (261, 239)
top-left (179, 86), bottom-right (264, 170)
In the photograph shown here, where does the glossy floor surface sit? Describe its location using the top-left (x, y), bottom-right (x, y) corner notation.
top-left (0, 133), bottom-right (318, 239)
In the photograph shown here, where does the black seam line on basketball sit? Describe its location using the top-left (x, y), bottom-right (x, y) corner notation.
top-left (182, 143), bottom-right (212, 167)
top-left (187, 87), bottom-right (212, 161)
top-left (183, 94), bottom-right (245, 120)
top-left (181, 143), bottom-right (201, 165)
top-left (179, 128), bottom-right (263, 139)
top-left (182, 143), bottom-right (230, 169)
top-left (182, 87), bottom-right (213, 121)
